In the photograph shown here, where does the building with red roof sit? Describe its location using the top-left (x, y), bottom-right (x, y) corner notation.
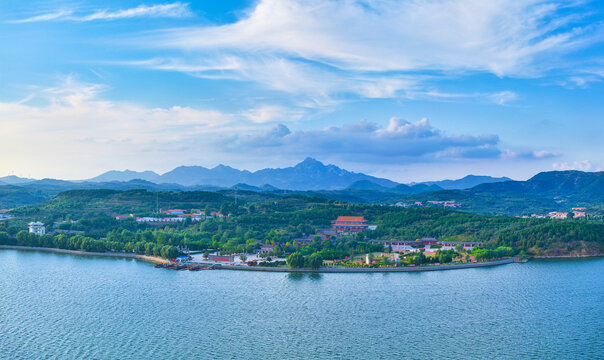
top-left (331, 216), bottom-right (376, 233)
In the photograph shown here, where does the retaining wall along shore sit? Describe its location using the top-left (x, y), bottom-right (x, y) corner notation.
top-left (216, 257), bottom-right (517, 273)
top-left (0, 245), bottom-right (523, 272)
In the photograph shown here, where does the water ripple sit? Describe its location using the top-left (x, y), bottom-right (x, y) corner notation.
top-left (0, 250), bottom-right (602, 359)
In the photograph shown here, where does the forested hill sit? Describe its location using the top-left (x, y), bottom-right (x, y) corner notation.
top-left (3, 191), bottom-right (603, 257)
top-left (3, 170), bottom-right (603, 218)
top-left (8, 189), bottom-right (329, 218)
top-left (471, 170), bottom-right (604, 202)
top-left (395, 170), bottom-right (604, 216)
top-left (9, 189), bottom-right (234, 218)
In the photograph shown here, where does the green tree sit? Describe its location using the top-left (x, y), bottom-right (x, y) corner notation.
top-left (307, 253), bottom-right (323, 270)
top-left (413, 252), bottom-right (426, 265)
top-left (0, 231), bottom-right (12, 245)
top-left (286, 252), bottom-right (305, 269)
top-left (16, 230), bottom-right (30, 246)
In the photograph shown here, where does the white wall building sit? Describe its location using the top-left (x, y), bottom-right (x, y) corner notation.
top-left (28, 221), bottom-right (45, 236)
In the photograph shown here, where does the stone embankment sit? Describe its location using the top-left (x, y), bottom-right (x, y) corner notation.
top-left (216, 257), bottom-right (517, 273)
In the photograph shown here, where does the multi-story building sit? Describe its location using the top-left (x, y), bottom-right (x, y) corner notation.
top-left (331, 216), bottom-right (373, 233)
top-left (28, 221), bottom-right (46, 235)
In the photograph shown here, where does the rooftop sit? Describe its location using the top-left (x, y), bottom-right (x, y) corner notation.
top-left (334, 216), bottom-right (365, 222)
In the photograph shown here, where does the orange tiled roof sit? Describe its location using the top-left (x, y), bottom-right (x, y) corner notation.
top-left (335, 216), bottom-right (365, 222)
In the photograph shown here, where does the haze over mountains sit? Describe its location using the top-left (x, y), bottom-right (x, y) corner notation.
top-left (0, 157), bottom-right (602, 216)
top-left (87, 158), bottom-right (400, 190)
top-left (471, 170), bottom-right (604, 203)
top-left (85, 157), bottom-right (509, 191)
top-left (421, 175), bottom-right (513, 190)
top-left (0, 175), bottom-right (34, 185)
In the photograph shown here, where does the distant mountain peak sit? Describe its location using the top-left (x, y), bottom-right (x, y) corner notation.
top-left (87, 169), bottom-right (161, 183)
top-left (86, 157), bottom-right (399, 190)
top-left (213, 164), bottom-right (235, 170)
top-left (0, 175), bottom-right (35, 185)
top-left (422, 175), bottom-right (512, 190)
top-left (296, 157), bottom-right (324, 167)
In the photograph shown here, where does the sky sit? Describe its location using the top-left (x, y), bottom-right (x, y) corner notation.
top-left (1, 0), bottom-right (603, 182)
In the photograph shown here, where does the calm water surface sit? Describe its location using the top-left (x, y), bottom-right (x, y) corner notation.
top-left (0, 249), bottom-right (602, 359)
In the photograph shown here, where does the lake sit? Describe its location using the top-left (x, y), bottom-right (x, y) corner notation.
top-left (0, 249), bottom-right (602, 359)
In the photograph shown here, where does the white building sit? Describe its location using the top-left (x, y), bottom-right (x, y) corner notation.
top-left (135, 217), bottom-right (185, 223)
top-left (548, 212), bottom-right (568, 219)
top-left (28, 221), bottom-right (46, 236)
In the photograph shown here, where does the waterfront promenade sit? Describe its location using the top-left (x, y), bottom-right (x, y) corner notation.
top-left (216, 257), bottom-right (517, 273)
top-left (0, 245), bottom-right (520, 272)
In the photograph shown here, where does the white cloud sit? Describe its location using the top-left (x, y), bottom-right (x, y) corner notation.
top-left (490, 91), bottom-right (518, 105)
top-left (0, 77), bottom-right (236, 177)
top-left (120, 0), bottom-right (600, 105)
top-left (128, 56), bottom-right (418, 104)
top-left (9, 2), bottom-right (191, 23)
top-left (0, 77), bottom-right (565, 178)
top-left (552, 160), bottom-right (593, 171)
top-left (219, 117), bottom-right (504, 163)
top-left (146, 0), bottom-right (596, 76)
top-left (242, 105), bottom-right (305, 123)
top-left (503, 149), bottom-right (559, 160)
top-left (9, 10), bottom-right (74, 24)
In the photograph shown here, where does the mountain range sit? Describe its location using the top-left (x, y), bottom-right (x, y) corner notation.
top-left (421, 175), bottom-right (513, 190)
top-left (0, 175), bottom-right (34, 185)
top-left (470, 170), bottom-right (604, 203)
top-left (398, 170), bottom-right (604, 215)
top-left (87, 158), bottom-right (400, 190)
top-left (85, 157), bottom-right (509, 191)
top-left (0, 160), bottom-right (602, 216)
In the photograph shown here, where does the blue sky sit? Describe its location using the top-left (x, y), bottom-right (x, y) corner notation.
top-left (1, 0), bottom-right (603, 182)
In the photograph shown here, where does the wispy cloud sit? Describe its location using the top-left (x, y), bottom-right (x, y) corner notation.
top-left (0, 76), bottom-right (236, 176)
top-left (147, 0), bottom-right (600, 75)
top-left (0, 76), bottom-right (567, 178)
top-left (9, 10), bottom-right (75, 24)
top-left (9, 2), bottom-right (191, 23)
top-left (552, 160), bottom-right (593, 171)
top-left (503, 149), bottom-right (559, 160)
top-left (121, 0), bottom-right (601, 105)
top-left (242, 105), bottom-right (305, 123)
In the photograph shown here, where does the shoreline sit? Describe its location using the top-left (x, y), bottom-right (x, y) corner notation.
top-left (0, 245), bottom-right (165, 263)
top-left (4, 245), bottom-right (600, 272)
top-left (0, 245), bottom-right (517, 272)
top-left (531, 254), bottom-right (603, 259)
top-left (214, 257), bottom-right (518, 273)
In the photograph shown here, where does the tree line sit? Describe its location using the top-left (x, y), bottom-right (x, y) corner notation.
top-left (0, 231), bottom-right (181, 259)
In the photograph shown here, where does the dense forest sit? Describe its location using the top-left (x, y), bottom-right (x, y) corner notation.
top-left (1, 190), bottom-right (602, 260)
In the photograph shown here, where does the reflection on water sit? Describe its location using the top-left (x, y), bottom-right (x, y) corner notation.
top-left (286, 272), bottom-right (323, 281)
top-left (0, 250), bottom-right (602, 359)
top-left (287, 272), bottom-right (305, 281)
top-left (308, 273), bottom-right (322, 281)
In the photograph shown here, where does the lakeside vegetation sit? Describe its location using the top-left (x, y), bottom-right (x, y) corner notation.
top-left (1, 189), bottom-right (602, 264)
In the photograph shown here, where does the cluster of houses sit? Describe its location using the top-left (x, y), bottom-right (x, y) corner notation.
top-left (372, 238), bottom-right (482, 253)
top-left (395, 200), bottom-right (461, 208)
top-left (0, 213), bottom-right (14, 221)
top-left (518, 207), bottom-right (588, 219)
top-left (289, 216), bottom-right (377, 245)
top-left (116, 209), bottom-right (225, 225)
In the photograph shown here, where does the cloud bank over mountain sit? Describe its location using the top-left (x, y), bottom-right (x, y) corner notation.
top-left (220, 118), bottom-right (557, 164)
